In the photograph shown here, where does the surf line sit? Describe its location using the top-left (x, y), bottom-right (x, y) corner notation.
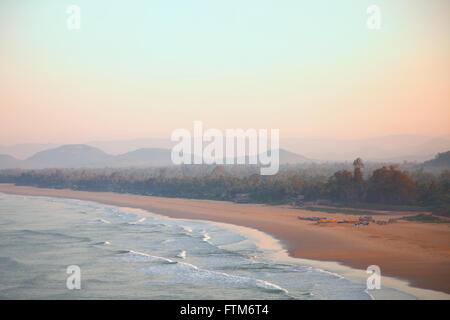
top-left (180, 304), bottom-right (214, 318)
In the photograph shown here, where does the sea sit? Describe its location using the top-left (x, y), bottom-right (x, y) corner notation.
top-left (0, 192), bottom-right (419, 299)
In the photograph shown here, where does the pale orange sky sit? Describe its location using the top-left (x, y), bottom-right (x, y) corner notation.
top-left (0, 0), bottom-right (449, 145)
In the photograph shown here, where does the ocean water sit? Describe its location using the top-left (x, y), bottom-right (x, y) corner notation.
top-left (0, 193), bottom-right (414, 300)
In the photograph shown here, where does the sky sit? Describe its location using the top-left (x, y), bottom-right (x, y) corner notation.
top-left (0, 0), bottom-right (449, 145)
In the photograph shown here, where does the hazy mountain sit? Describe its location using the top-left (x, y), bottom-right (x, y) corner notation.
top-left (278, 149), bottom-right (313, 164)
top-left (0, 144), bottom-right (312, 169)
top-left (422, 151), bottom-right (450, 169)
top-left (88, 139), bottom-right (172, 155)
top-left (1, 134), bottom-right (449, 169)
top-left (282, 135), bottom-right (450, 161)
top-left (0, 143), bottom-right (60, 160)
top-left (116, 148), bottom-right (173, 167)
top-left (0, 154), bottom-right (22, 169)
top-left (24, 145), bottom-right (114, 168)
top-left (86, 135), bottom-right (450, 162)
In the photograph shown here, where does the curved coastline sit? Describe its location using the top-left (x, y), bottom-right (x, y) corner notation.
top-left (0, 183), bottom-right (449, 299)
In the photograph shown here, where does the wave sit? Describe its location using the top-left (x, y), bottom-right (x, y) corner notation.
top-left (308, 266), bottom-right (345, 280)
top-left (94, 241), bottom-right (111, 246)
top-left (182, 226), bottom-right (193, 233)
top-left (364, 289), bottom-right (376, 300)
top-left (116, 250), bottom-right (177, 264)
top-left (219, 262), bottom-right (291, 271)
top-left (202, 232), bottom-right (211, 243)
top-left (128, 217), bottom-right (146, 225)
top-left (95, 219), bottom-right (111, 224)
top-left (217, 238), bottom-right (252, 249)
top-left (143, 260), bottom-right (290, 295)
top-left (117, 250), bottom-right (290, 296)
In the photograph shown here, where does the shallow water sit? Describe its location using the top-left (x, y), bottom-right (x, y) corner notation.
top-left (0, 193), bottom-right (414, 299)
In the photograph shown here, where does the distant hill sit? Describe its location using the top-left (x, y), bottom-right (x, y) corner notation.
top-left (1, 141), bottom-right (447, 170)
top-left (0, 154), bottom-right (22, 169)
top-left (116, 148), bottom-right (173, 167)
top-left (87, 139), bottom-right (172, 155)
top-left (0, 143), bottom-right (60, 160)
top-left (3, 134), bottom-right (449, 163)
top-left (24, 145), bottom-right (114, 168)
top-left (282, 135), bottom-right (450, 161)
top-left (422, 151), bottom-right (450, 169)
top-left (278, 149), bottom-right (313, 164)
top-left (0, 144), bottom-right (313, 169)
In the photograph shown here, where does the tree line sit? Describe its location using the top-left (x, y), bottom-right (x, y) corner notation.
top-left (0, 159), bottom-right (448, 217)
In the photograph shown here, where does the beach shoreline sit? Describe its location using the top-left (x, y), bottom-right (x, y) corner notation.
top-left (0, 183), bottom-right (449, 298)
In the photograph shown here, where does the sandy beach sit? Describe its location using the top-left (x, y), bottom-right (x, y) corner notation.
top-left (0, 183), bottom-right (449, 296)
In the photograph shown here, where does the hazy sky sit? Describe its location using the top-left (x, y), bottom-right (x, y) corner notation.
top-left (0, 0), bottom-right (449, 145)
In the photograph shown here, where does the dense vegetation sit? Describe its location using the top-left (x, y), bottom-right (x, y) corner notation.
top-left (0, 159), bottom-right (449, 217)
top-left (400, 213), bottom-right (449, 223)
top-left (423, 151), bottom-right (450, 169)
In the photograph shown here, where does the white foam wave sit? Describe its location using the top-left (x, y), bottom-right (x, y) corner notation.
top-left (96, 219), bottom-right (111, 224)
top-left (182, 226), bottom-right (193, 233)
top-left (364, 289), bottom-right (376, 300)
top-left (126, 251), bottom-right (289, 295)
top-left (94, 241), bottom-right (111, 245)
top-left (202, 233), bottom-right (211, 243)
top-left (129, 217), bottom-right (146, 225)
top-left (309, 266), bottom-right (345, 280)
top-left (117, 250), bottom-right (176, 264)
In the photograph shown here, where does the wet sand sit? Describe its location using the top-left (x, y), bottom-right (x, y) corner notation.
top-left (0, 183), bottom-right (449, 295)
